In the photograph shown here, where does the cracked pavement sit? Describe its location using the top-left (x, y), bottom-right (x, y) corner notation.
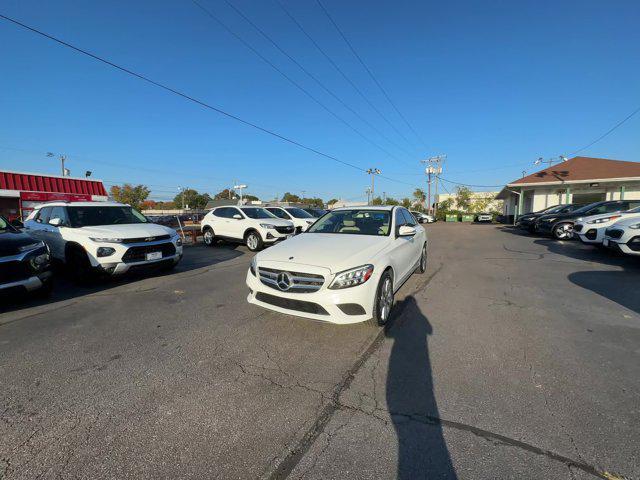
top-left (1, 224), bottom-right (639, 479)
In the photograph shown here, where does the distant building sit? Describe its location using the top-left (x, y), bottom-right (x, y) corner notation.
top-left (496, 156), bottom-right (640, 220)
top-left (0, 170), bottom-right (108, 221)
top-left (434, 191), bottom-right (502, 213)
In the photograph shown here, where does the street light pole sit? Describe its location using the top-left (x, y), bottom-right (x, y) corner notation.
top-left (421, 155), bottom-right (446, 215)
top-left (233, 184), bottom-right (247, 204)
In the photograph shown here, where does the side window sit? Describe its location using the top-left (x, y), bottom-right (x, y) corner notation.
top-left (229, 208), bottom-right (243, 219)
top-left (38, 207), bottom-right (52, 224)
top-left (627, 201), bottom-right (640, 210)
top-left (401, 209), bottom-right (417, 226)
top-left (213, 208), bottom-right (230, 218)
top-left (394, 209), bottom-right (407, 235)
top-left (49, 206), bottom-right (68, 225)
top-left (268, 208), bottom-right (289, 219)
top-left (604, 202), bottom-right (624, 213)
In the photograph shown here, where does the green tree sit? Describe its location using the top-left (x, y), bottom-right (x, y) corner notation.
top-left (327, 198), bottom-right (338, 205)
top-left (282, 192), bottom-right (301, 203)
top-left (385, 197), bottom-right (400, 206)
top-left (214, 188), bottom-right (237, 200)
top-left (109, 184), bottom-right (150, 209)
top-left (401, 197), bottom-right (412, 208)
top-left (174, 189), bottom-right (211, 209)
top-left (371, 196), bottom-right (383, 205)
top-left (454, 186), bottom-right (473, 212)
top-left (470, 194), bottom-right (494, 213)
top-left (244, 194), bottom-right (259, 202)
top-left (301, 197), bottom-right (324, 208)
top-left (413, 188), bottom-right (426, 205)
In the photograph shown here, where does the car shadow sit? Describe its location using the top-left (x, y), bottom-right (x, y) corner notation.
top-left (0, 244), bottom-right (245, 314)
top-left (384, 296), bottom-right (458, 479)
top-left (533, 238), bottom-right (636, 269)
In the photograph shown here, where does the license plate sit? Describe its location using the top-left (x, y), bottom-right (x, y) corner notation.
top-left (603, 239), bottom-right (609, 247)
top-left (146, 251), bottom-right (162, 261)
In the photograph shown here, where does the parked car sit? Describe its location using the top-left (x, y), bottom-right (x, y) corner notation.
top-left (246, 206), bottom-right (427, 325)
top-left (0, 215), bottom-right (53, 298)
top-left (475, 213), bottom-right (493, 222)
top-left (25, 201), bottom-right (183, 283)
top-left (201, 206), bottom-right (294, 251)
top-left (516, 204), bottom-right (582, 232)
top-left (573, 203), bottom-right (640, 245)
top-left (265, 207), bottom-right (317, 233)
top-left (410, 211), bottom-right (435, 223)
top-left (603, 216), bottom-right (640, 256)
top-left (535, 201), bottom-right (632, 240)
top-left (303, 208), bottom-right (327, 218)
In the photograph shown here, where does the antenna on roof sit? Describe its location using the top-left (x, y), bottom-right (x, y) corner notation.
top-left (559, 155), bottom-right (568, 162)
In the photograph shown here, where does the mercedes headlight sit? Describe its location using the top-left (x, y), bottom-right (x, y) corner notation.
top-left (329, 265), bottom-right (374, 290)
top-left (90, 237), bottom-right (123, 243)
top-left (249, 256), bottom-right (257, 276)
top-left (260, 223), bottom-right (276, 229)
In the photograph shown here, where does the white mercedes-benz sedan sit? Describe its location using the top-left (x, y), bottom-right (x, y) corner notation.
top-left (246, 206), bottom-right (427, 325)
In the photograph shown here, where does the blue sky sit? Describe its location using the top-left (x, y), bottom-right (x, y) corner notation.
top-left (1, 0), bottom-right (639, 202)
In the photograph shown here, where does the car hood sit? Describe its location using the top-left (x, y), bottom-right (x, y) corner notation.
top-left (0, 229), bottom-right (42, 257)
top-left (610, 214), bottom-right (640, 228)
top-left (256, 218), bottom-right (294, 227)
top-left (575, 211), bottom-right (639, 224)
top-left (74, 223), bottom-right (176, 239)
top-left (256, 233), bottom-right (388, 274)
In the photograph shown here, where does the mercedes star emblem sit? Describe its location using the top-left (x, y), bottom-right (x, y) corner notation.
top-left (276, 272), bottom-right (292, 291)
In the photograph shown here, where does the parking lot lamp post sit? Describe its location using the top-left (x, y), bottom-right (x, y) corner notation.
top-left (234, 184), bottom-right (247, 204)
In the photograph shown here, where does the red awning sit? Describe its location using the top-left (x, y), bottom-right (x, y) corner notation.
top-left (0, 171), bottom-right (108, 196)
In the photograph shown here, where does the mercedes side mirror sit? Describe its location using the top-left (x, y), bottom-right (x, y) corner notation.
top-left (398, 225), bottom-right (416, 236)
top-left (233, 214), bottom-right (243, 220)
top-left (49, 217), bottom-right (63, 226)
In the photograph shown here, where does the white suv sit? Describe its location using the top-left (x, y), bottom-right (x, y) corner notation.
top-left (24, 201), bottom-right (183, 282)
top-left (265, 207), bottom-right (317, 233)
top-left (603, 216), bottom-right (640, 256)
top-left (573, 203), bottom-right (640, 245)
top-left (201, 206), bottom-right (294, 251)
top-left (246, 206), bottom-right (427, 325)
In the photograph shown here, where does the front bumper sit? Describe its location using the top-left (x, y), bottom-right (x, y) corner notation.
top-left (574, 224), bottom-right (606, 244)
top-left (97, 252), bottom-right (182, 275)
top-left (604, 237), bottom-right (640, 256)
top-left (246, 268), bottom-right (377, 324)
top-left (0, 270), bottom-right (53, 292)
top-left (88, 238), bottom-right (183, 274)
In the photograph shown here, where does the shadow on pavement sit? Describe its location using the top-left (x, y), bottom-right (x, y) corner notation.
top-left (568, 270), bottom-right (640, 315)
top-left (0, 244), bottom-right (245, 314)
top-left (385, 296), bottom-right (458, 479)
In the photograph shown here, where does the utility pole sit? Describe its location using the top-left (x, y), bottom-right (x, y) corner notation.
top-left (366, 168), bottom-right (381, 201)
top-left (382, 192), bottom-right (387, 204)
top-left (421, 155), bottom-right (446, 215)
top-left (365, 186), bottom-right (372, 205)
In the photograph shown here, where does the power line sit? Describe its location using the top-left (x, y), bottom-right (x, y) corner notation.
top-left (220, 0), bottom-right (418, 167)
top-left (190, 0), bottom-right (409, 167)
top-left (274, 0), bottom-right (419, 162)
top-left (315, 0), bottom-right (427, 151)
top-left (0, 13), bottom-right (365, 173)
top-left (439, 177), bottom-right (503, 189)
top-left (569, 105), bottom-right (640, 155)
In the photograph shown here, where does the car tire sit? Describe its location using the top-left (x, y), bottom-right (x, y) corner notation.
top-left (371, 270), bottom-right (394, 326)
top-left (553, 223), bottom-right (573, 240)
top-left (203, 227), bottom-right (216, 247)
top-left (245, 231), bottom-right (263, 252)
top-left (417, 244), bottom-right (427, 274)
top-left (68, 247), bottom-right (94, 285)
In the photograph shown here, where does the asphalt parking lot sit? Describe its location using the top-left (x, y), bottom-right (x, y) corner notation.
top-left (1, 223), bottom-right (638, 479)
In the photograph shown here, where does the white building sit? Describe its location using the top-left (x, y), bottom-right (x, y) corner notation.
top-left (497, 156), bottom-right (640, 220)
